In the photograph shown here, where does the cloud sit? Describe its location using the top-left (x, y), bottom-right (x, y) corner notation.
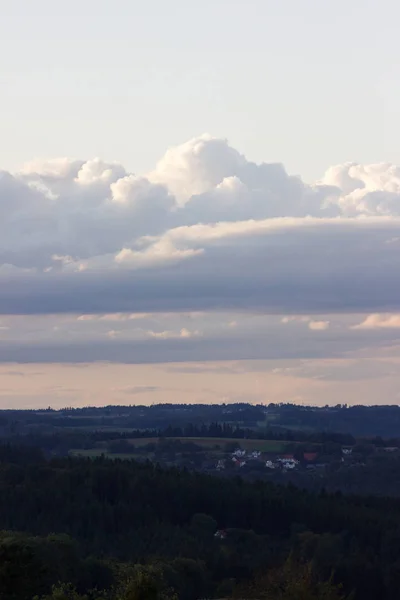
top-left (147, 328), bottom-right (202, 339)
top-left (147, 134), bottom-right (248, 203)
top-left (308, 320), bottom-right (330, 331)
top-left (107, 330), bottom-right (120, 339)
top-left (1, 134), bottom-right (400, 327)
top-left (281, 316), bottom-right (330, 330)
top-left (4, 370), bottom-right (25, 377)
top-left (1, 318), bottom-right (400, 364)
top-left (114, 237), bottom-right (203, 268)
top-left (1, 215), bottom-right (400, 316)
top-left (320, 163), bottom-right (400, 216)
top-left (78, 313), bottom-right (152, 321)
top-left (119, 385), bottom-right (161, 395)
top-left (352, 314), bottom-right (400, 330)
top-left (281, 316), bottom-right (311, 324)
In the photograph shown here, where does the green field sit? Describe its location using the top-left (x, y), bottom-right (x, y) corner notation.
top-left (70, 437), bottom-right (291, 459)
top-left (69, 449), bottom-right (137, 460)
top-left (126, 436), bottom-right (289, 452)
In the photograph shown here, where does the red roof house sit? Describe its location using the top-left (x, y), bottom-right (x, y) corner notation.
top-left (303, 452), bottom-right (318, 462)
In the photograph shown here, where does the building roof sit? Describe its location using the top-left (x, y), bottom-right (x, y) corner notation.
top-left (303, 452), bottom-right (318, 461)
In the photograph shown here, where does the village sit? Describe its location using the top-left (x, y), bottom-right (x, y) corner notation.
top-left (215, 446), bottom-right (331, 473)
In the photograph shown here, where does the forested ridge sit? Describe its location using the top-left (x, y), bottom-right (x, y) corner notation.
top-left (0, 443), bottom-right (400, 599)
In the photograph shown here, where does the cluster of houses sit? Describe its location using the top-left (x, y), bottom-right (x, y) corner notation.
top-left (215, 447), bottom-right (320, 472)
top-left (212, 444), bottom-right (391, 474)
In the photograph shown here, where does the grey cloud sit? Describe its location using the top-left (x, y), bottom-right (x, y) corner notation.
top-left (164, 364), bottom-right (245, 374)
top-left (4, 370), bottom-right (26, 377)
top-left (1, 322), bottom-right (400, 364)
top-left (0, 218), bottom-right (400, 315)
top-left (120, 385), bottom-right (161, 394)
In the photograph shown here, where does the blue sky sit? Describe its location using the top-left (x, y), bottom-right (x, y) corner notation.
top-left (2, 0), bottom-right (400, 179)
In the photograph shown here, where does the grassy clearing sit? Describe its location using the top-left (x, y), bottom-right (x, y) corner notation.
top-left (69, 449), bottom-right (138, 460)
top-left (69, 449), bottom-right (106, 458)
top-left (70, 437), bottom-right (294, 460)
top-left (58, 426), bottom-right (142, 433)
top-left (126, 437), bottom-right (289, 453)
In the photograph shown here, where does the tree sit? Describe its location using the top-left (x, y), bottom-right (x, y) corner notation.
top-left (36, 583), bottom-right (89, 600)
top-left (190, 513), bottom-right (217, 537)
top-left (0, 538), bottom-right (48, 600)
top-left (234, 559), bottom-right (351, 600)
top-left (117, 566), bottom-right (177, 600)
top-left (224, 441), bottom-right (241, 454)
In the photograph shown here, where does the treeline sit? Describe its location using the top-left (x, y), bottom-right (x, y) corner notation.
top-left (7, 402), bottom-right (400, 440)
top-left (0, 403), bottom-right (267, 432)
top-left (147, 422), bottom-right (356, 445)
top-left (1, 443), bottom-right (400, 598)
top-left (0, 423), bottom-right (358, 459)
top-left (7, 403), bottom-right (400, 438)
top-left (269, 404), bottom-right (400, 437)
top-left (93, 422), bottom-right (357, 445)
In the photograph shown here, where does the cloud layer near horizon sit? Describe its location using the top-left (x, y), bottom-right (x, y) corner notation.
top-left (2, 134), bottom-right (400, 317)
top-left (3, 134), bottom-right (400, 386)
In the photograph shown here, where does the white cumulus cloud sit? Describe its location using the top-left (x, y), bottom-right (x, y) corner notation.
top-left (308, 321), bottom-right (330, 331)
top-left (0, 134), bottom-right (400, 323)
top-left (352, 314), bottom-right (400, 329)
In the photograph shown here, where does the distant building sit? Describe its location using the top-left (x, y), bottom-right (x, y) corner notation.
top-left (232, 457), bottom-right (246, 467)
top-left (277, 457), bottom-right (299, 470)
top-left (214, 530), bottom-right (227, 539)
top-left (250, 451), bottom-right (261, 459)
top-left (232, 449), bottom-right (246, 458)
top-left (303, 452), bottom-right (318, 462)
top-left (283, 461), bottom-right (297, 470)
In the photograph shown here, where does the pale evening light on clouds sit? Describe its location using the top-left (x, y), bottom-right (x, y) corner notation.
top-left (2, 0), bottom-right (400, 406)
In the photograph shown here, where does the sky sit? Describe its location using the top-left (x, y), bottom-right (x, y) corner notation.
top-left (2, 0), bottom-right (400, 407)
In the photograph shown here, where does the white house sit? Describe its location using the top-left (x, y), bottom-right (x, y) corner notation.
top-left (232, 449), bottom-right (246, 458)
top-left (277, 457), bottom-right (299, 470)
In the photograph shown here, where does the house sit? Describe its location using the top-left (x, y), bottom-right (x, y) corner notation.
top-left (250, 451), bottom-right (261, 459)
top-left (277, 457), bottom-right (299, 470)
top-left (277, 457), bottom-right (298, 464)
top-left (282, 461), bottom-right (297, 470)
top-left (232, 457), bottom-right (246, 467)
top-left (303, 452), bottom-right (318, 462)
top-left (214, 530), bottom-right (227, 539)
top-left (232, 449), bottom-right (246, 458)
